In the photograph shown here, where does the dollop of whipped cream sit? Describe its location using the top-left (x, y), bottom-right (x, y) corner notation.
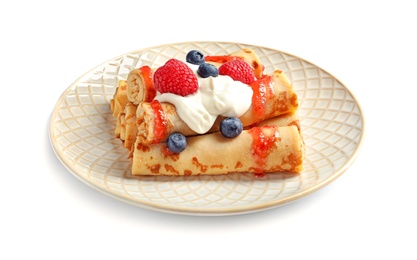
top-left (154, 64), bottom-right (253, 134)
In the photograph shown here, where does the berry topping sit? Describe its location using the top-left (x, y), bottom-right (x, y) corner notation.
top-left (197, 63), bottom-right (219, 78)
top-left (220, 117), bottom-right (243, 138)
top-left (218, 60), bottom-right (256, 85)
top-left (139, 66), bottom-right (156, 101)
top-left (154, 59), bottom-right (199, 96)
top-left (167, 132), bottom-right (187, 153)
top-left (186, 50), bottom-right (205, 65)
top-left (205, 55), bottom-right (243, 63)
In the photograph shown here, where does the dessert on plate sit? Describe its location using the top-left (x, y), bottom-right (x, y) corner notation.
top-left (110, 48), bottom-right (304, 176)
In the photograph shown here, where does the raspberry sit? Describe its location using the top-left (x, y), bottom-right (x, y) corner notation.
top-left (218, 60), bottom-right (255, 85)
top-left (154, 59), bottom-right (199, 96)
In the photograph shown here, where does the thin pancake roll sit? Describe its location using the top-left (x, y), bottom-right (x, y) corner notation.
top-left (110, 80), bottom-right (129, 117)
top-left (126, 66), bottom-right (156, 105)
top-left (118, 102), bottom-right (138, 150)
top-left (136, 70), bottom-right (298, 144)
top-left (131, 125), bottom-right (304, 176)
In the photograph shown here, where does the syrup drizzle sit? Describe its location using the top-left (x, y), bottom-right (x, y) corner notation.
top-left (249, 126), bottom-right (278, 174)
top-left (204, 55), bottom-right (243, 63)
top-left (249, 75), bottom-right (273, 122)
top-left (150, 100), bottom-right (167, 144)
top-left (139, 66), bottom-right (156, 101)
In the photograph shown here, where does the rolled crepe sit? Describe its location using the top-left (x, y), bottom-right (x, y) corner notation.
top-left (110, 80), bottom-right (129, 118)
top-left (118, 112), bottom-right (126, 140)
top-left (131, 124), bottom-right (304, 176)
top-left (115, 112), bottom-right (123, 138)
top-left (136, 70), bottom-right (298, 144)
top-left (121, 103), bottom-right (138, 150)
top-left (114, 102), bottom-right (138, 151)
top-left (126, 66), bottom-right (156, 105)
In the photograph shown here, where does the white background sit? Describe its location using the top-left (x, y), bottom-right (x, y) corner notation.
top-left (1, 0), bottom-right (416, 259)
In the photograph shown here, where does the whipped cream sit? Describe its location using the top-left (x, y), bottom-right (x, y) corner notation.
top-left (154, 64), bottom-right (253, 134)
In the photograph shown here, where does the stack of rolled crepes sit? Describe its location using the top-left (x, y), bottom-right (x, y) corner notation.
top-left (110, 48), bottom-right (305, 176)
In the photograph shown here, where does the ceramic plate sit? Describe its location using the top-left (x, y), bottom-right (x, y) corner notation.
top-left (49, 41), bottom-right (364, 215)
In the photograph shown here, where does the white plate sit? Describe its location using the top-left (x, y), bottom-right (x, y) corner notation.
top-left (49, 41), bottom-right (364, 215)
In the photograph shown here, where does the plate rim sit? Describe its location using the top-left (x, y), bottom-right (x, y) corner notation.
top-left (49, 41), bottom-right (366, 216)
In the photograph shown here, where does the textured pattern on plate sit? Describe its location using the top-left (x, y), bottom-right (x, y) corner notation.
top-left (50, 42), bottom-right (364, 215)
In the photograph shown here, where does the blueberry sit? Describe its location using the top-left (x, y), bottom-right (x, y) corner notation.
top-left (186, 50), bottom-right (205, 65)
top-left (167, 132), bottom-right (187, 153)
top-left (197, 63), bottom-right (219, 78)
top-left (220, 117), bottom-right (243, 138)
